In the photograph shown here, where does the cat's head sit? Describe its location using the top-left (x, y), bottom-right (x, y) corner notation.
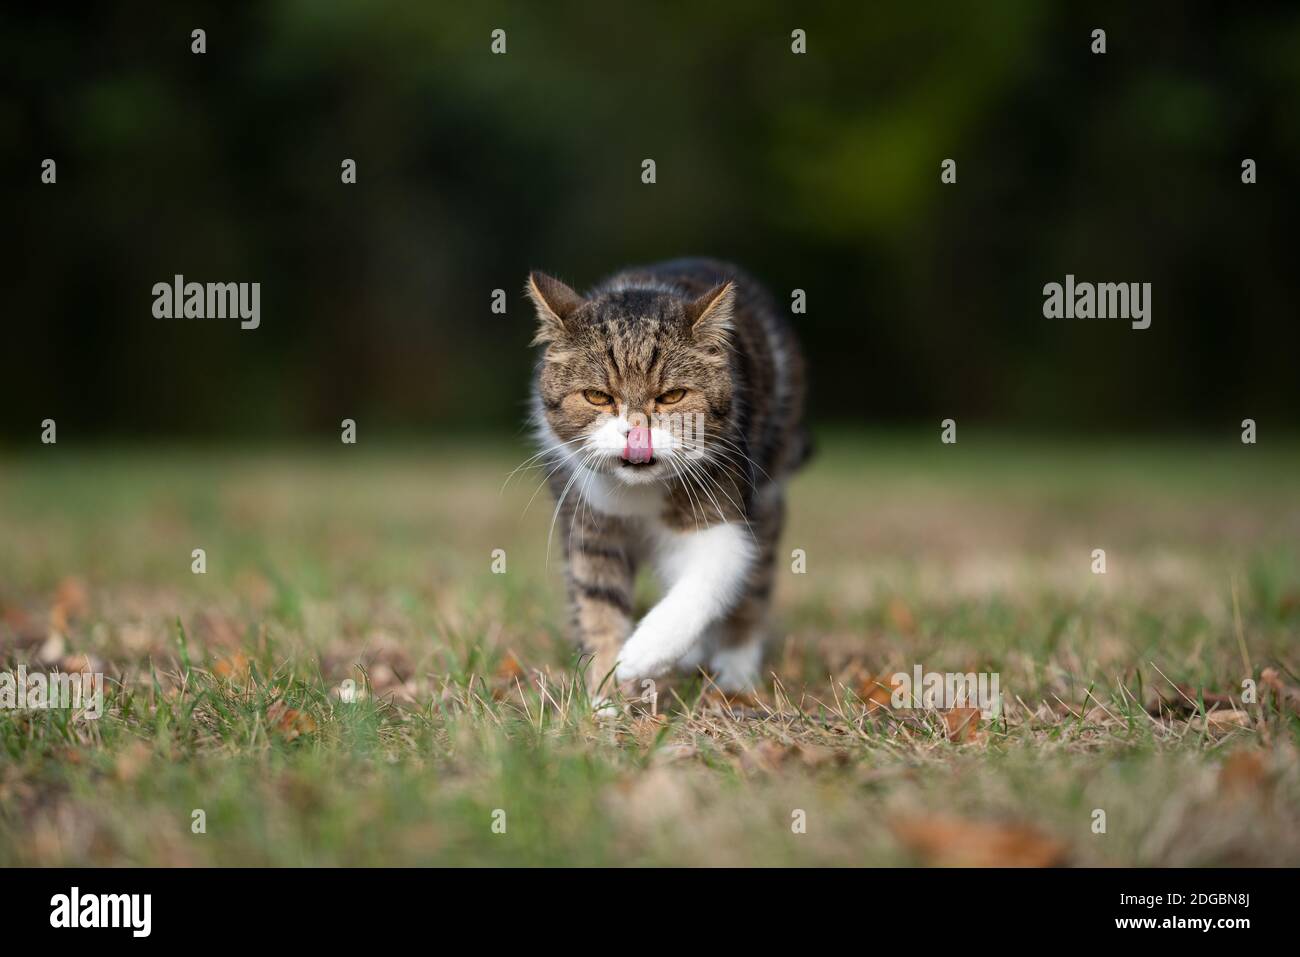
top-left (528, 271), bottom-right (735, 486)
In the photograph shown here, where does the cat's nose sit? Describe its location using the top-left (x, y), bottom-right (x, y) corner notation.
top-left (622, 425), bottom-right (653, 463)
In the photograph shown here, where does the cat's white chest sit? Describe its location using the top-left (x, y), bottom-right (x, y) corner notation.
top-left (578, 470), bottom-right (666, 520)
top-left (579, 470), bottom-right (729, 588)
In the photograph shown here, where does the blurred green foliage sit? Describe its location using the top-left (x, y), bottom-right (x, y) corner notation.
top-left (3, 2), bottom-right (1298, 438)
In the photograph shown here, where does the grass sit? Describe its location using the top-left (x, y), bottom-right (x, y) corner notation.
top-left (1, 432), bottom-right (1299, 866)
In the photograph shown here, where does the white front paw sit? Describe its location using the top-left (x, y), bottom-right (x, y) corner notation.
top-left (615, 625), bottom-right (682, 682)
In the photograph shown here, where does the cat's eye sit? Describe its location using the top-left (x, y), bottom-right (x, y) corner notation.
top-left (657, 388), bottom-right (687, 405)
top-left (582, 389), bottom-right (614, 406)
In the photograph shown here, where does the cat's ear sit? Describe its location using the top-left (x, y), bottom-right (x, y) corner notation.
top-left (686, 280), bottom-right (736, 350)
top-left (526, 272), bottom-right (586, 345)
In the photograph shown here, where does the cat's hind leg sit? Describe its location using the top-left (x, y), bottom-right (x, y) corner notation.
top-left (707, 487), bottom-right (783, 693)
top-left (707, 596), bottom-right (769, 693)
top-left (675, 630), bottom-right (714, 674)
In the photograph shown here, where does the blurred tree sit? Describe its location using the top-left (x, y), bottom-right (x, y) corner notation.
top-left (2, 1), bottom-right (1297, 439)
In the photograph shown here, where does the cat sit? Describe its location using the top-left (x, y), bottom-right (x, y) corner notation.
top-left (526, 258), bottom-right (809, 705)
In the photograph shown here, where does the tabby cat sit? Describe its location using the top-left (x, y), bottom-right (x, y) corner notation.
top-left (526, 259), bottom-right (809, 703)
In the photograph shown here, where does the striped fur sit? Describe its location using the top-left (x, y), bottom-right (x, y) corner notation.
top-left (527, 259), bottom-right (809, 698)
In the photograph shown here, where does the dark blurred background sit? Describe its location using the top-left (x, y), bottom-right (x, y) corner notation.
top-left (3, 2), bottom-right (1297, 440)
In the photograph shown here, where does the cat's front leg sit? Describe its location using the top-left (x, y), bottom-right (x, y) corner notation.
top-left (615, 522), bottom-right (756, 682)
top-left (565, 518), bottom-right (638, 706)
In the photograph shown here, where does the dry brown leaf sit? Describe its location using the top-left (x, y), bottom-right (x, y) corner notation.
top-left (699, 686), bottom-right (763, 717)
top-left (629, 712), bottom-right (669, 744)
top-left (886, 597), bottom-right (916, 635)
top-left (609, 767), bottom-right (696, 826)
top-left (1192, 709), bottom-right (1251, 732)
top-left (943, 707), bottom-right (982, 743)
top-left (1219, 750), bottom-right (1270, 799)
top-left (737, 739), bottom-right (794, 773)
top-left (837, 659), bottom-right (871, 688)
top-left (737, 739), bottom-right (844, 773)
top-left (199, 613), bottom-right (242, 650)
top-left (494, 652), bottom-right (524, 682)
top-left (1260, 668), bottom-right (1300, 715)
top-left (59, 653), bottom-right (96, 674)
top-left (213, 650), bottom-right (250, 679)
top-left (114, 741), bottom-right (152, 783)
top-left (700, 686), bottom-right (758, 707)
top-left (890, 814), bottom-right (1067, 867)
top-left (267, 701), bottom-right (318, 741)
top-left (234, 571), bottom-right (275, 610)
top-left (793, 743), bottom-right (846, 768)
top-left (2, 603), bottom-right (31, 631)
top-left (856, 673), bottom-right (899, 713)
top-left (652, 743), bottom-right (698, 766)
top-left (487, 653), bottom-right (527, 701)
top-left (49, 577), bottom-right (89, 633)
top-left (1151, 682), bottom-right (1236, 716)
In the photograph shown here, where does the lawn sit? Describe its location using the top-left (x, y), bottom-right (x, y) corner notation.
top-left (1, 433), bottom-right (1298, 866)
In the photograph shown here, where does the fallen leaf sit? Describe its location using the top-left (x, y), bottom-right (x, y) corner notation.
top-left (737, 739), bottom-right (794, 773)
top-left (626, 712), bottom-right (669, 744)
top-left (943, 707), bottom-right (982, 743)
top-left (494, 652), bottom-right (524, 682)
top-left (234, 571), bottom-right (275, 610)
top-left (793, 743), bottom-right (846, 768)
top-left (1192, 709), bottom-right (1251, 732)
top-left (608, 767), bottom-right (696, 826)
top-left (1219, 750), bottom-right (1270, 799)
top-left (198, 613), bottom-right (242, 650)
top-left (59, 653), bottom-right (96, 674)
top-left (2, 604), bottom-right (31, 632)
top-left (886, 597), bottom-right (916, 635)
top-left (267, 700), bottom-right (318, 741)
top-left (736, 739), bottom-right (844, 773)
top-left (652, 743), bottom-right (698, 766)
top-left (856, 673), bottom-right (899, 713)
top-left (699, 686), bottom-right (763, 717)
top-left (487, 653), bottom-right (528, 701)
top-left (114, 741), bottom-right (152, 783)
top-left (890, 815), bottom-right (1067, 867)
top-left (213, 650), bottom-right (250, 679)
top-left (1151, 683), bottom-right (1236, 716)
top-left (117, 623), bottom-right (155, 655)
top-left (49, 577), bottom-right (89, 632)
top-left (1260, 668), bottom-right (1300, 715)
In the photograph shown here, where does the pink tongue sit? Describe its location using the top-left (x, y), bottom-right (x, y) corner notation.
top-left (623, 425), bottom-right (653, 463)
